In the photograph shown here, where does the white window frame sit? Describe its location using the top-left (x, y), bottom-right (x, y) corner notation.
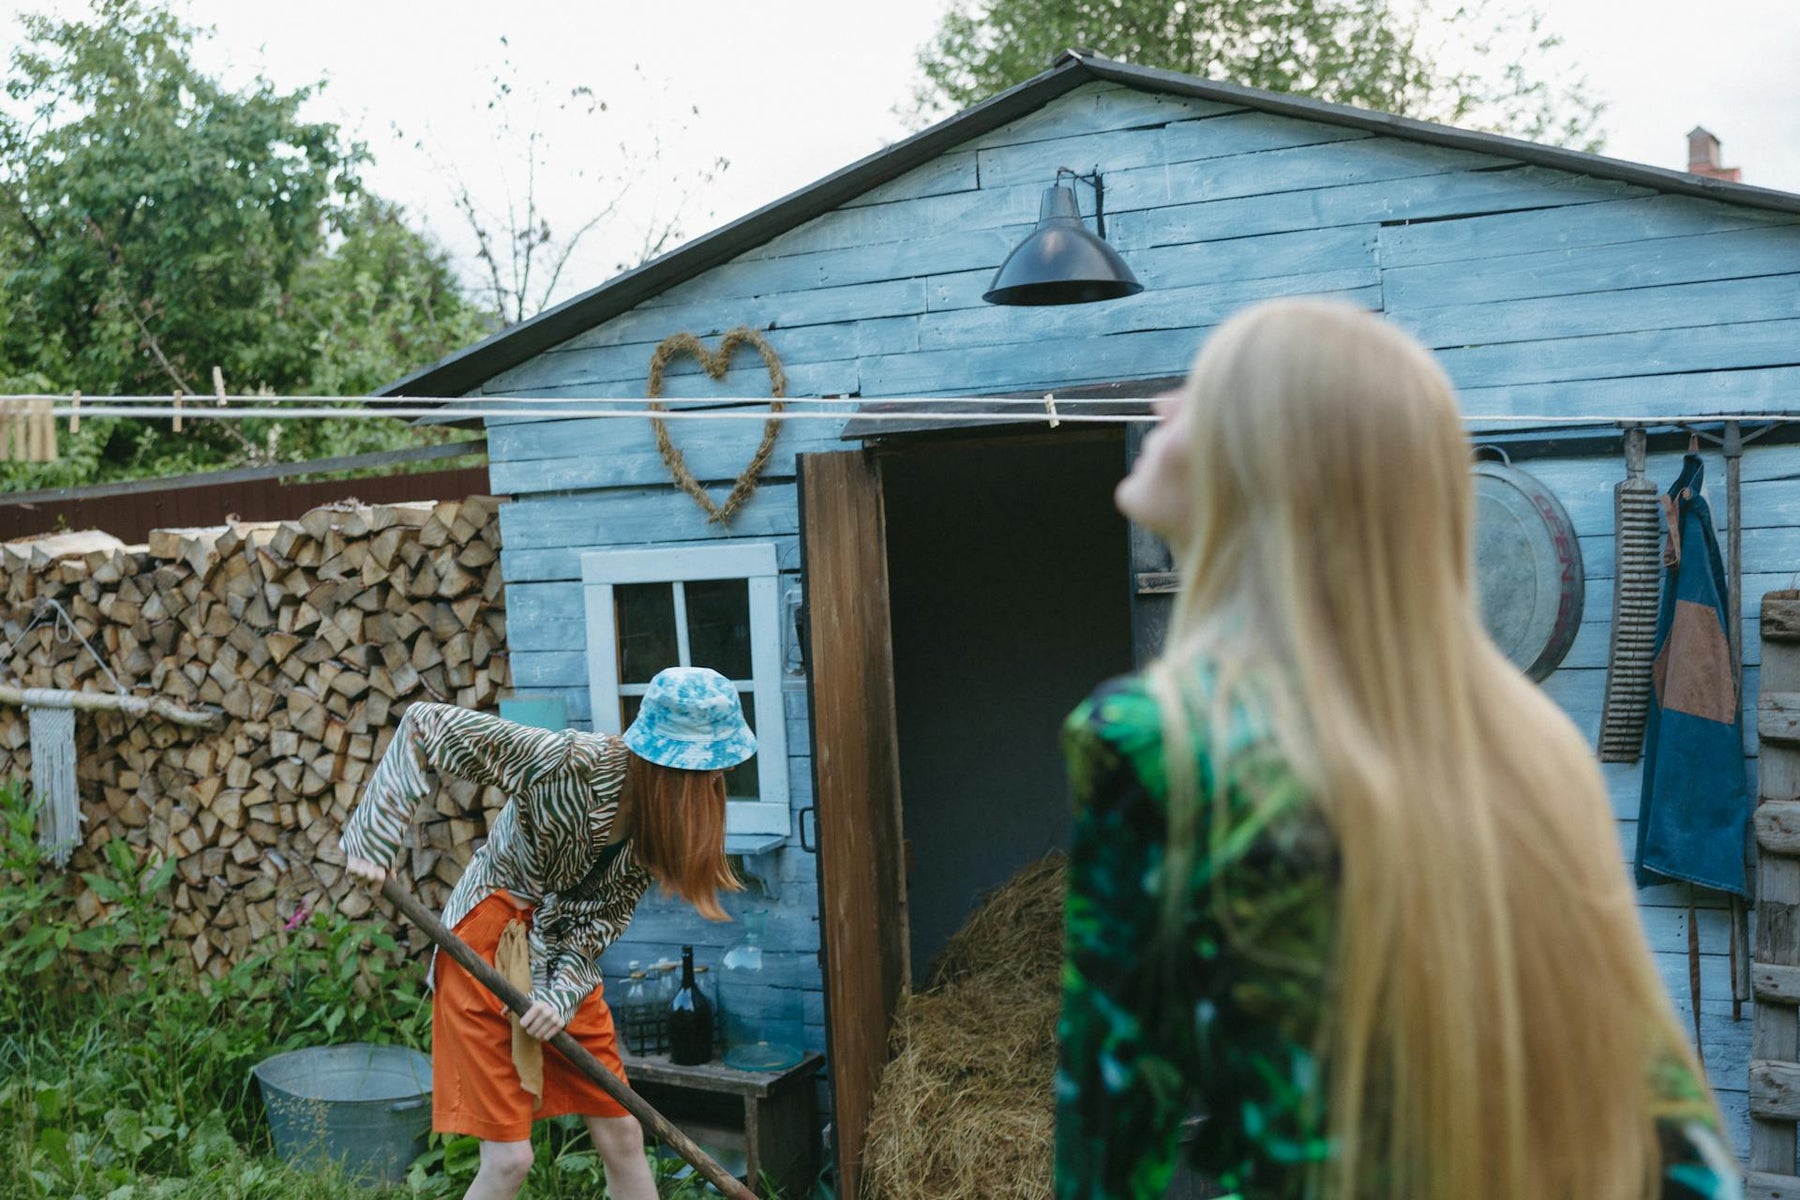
top-left (581, 543), bottom-right (789, 836)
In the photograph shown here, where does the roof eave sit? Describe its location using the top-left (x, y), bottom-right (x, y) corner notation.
top-left (377, 55), bottom-right (1103, 398)
top-left (379, 51), bottom-right (1800, 400)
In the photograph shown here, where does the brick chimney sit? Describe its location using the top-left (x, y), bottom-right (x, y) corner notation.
top-left (1687, 126), bottom-right (1742, 182)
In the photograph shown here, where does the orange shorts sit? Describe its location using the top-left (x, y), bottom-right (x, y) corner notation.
top-left (432, 890), bottom-right (630, 1141)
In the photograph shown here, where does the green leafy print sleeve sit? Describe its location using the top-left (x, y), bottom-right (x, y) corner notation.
top-left (1054, 673), bottom-right (1336, 1200)
top-left (1055, 681), bottom-right (1188, 1200)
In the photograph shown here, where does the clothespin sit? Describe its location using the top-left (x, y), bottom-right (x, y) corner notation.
top-left (172, 388), bottom-right (183, 433)
top-left (1688, 431), bottom-right (1700, 454)
top-left (69, 389), bottom-right (80, 434)
top-left (212, 366), bottom-right (227, 406)
top-left (1044, 392), bottom-right (1060, 429)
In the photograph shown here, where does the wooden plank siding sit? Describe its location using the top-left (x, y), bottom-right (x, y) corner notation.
top-left (479, 78), bottom-right (1800, 1166)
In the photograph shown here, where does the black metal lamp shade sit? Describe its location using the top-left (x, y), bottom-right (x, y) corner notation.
top-left (983, 183), bottom-right (1144, 306)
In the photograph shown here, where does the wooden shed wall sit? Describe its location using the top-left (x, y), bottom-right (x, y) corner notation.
top-left (484, 78), bottom-right (1800, 1153)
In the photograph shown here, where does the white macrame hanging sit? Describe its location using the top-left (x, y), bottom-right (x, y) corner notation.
top-left (26, 693), bottom-right (80, 867)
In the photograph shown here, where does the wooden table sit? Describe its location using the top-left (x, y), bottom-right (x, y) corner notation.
top-left (621, 1050), bottom-right (824, 1198)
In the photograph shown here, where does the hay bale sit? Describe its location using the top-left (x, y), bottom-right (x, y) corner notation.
top-left (862, 852), bottom-right (1067, 1200)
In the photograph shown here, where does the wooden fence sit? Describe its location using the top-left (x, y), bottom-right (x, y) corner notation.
top-left (0, 442), bottom-right (491, 544)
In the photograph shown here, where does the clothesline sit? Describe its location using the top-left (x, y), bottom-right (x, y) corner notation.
top-left (0, 394), bottom-right (1795, 428)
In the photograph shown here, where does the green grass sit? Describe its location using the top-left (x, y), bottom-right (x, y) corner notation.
top-left (0, 781), bottom-right (769, 1198)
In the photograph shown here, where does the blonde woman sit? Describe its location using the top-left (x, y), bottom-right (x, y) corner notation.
top-left (341, 667), bottom-right (751, 1200)
top-left (1054, 301), bottom-right (1740, 1199)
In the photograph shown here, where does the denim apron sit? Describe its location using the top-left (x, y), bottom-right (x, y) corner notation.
top-left (1634, 454), bottom-right (1750, 898)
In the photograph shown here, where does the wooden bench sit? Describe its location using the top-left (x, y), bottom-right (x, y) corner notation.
top-left (622, 1050), bottom-right (824, 1198)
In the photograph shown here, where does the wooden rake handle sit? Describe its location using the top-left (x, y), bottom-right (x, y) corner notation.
top-left (377, 878), bottom-right (759, 1200)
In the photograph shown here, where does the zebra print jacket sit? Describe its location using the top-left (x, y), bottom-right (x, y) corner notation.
top-left (339, 703), bottom-right (651, 1023)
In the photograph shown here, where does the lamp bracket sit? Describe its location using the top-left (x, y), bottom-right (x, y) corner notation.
top-left (1055, 166), bottom-right (1109, 238)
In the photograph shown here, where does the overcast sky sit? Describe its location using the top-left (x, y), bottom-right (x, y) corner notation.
top-left (4, 0), bottom-right (1796, 310)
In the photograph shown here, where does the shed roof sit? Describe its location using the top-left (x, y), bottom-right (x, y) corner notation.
top-left (381, 51), bottom-right (1800, 399)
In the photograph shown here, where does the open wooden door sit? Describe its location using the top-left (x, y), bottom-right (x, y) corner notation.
top-left (799, 449), bottom-right (909, 1200)
top-left (1126, 422), bottom-right (1176, 664)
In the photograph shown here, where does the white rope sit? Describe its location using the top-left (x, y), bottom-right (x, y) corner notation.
top-left (8, 401), bottom-right (1800, 428)
top-left (1, 392), bottom-right (1156, 411)
top-left (27, 698), bottom-right (79, 868)
top-left (6, 598), bottom-right (128, 697)
top-left (40, 403), bottom-right (1151, 424)
top-left (0, 392), bottom-right (1789, 429)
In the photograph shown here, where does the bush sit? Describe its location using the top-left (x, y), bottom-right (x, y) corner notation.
top-left (0, 778), bottom-right (436, 1196)
top-left (0, 779), bottom-right (775, 1197)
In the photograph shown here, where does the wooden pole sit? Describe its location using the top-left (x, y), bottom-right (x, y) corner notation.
top-left (375, 878), bottom-right (759, 1200)
top-left (0, 684), bottom-right (221, 728)
top-left (1726, 421), bottom-right (1751, 1018)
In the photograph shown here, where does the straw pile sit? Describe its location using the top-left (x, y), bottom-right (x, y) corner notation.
top-left (862, 851), bottom-right (1067, 1200)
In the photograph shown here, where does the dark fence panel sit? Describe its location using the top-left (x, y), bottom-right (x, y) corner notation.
top-left (0, 465), bottom-right (494, 544)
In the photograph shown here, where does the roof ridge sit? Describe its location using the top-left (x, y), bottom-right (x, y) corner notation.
top-left (379, 54), bottom-right (1800, 399)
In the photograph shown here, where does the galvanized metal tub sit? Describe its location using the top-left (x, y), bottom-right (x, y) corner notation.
top-left (252, 1043), bottom-right (432, 1185)
top-left (1473, 456), bottom-right (1586, 681)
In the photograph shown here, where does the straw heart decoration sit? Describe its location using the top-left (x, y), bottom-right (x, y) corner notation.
top-left (645, 328), bottom-right (788, 526)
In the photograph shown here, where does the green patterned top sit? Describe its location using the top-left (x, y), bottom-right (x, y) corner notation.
top-left (1053, 674), bottom-right (1742, 1200)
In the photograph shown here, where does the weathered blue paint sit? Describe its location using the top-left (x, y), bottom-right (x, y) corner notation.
top-left (1108, 165), bottom-right (1647, 251)
top-left (456, 77), bottom-right (1800, 1153)
top-left (1395, 273), bottom-right (1800, 349)
top-left (1378, 192), bottom-right (1799, 267)
top-left (1383, 223), bottom-right (1800, 309)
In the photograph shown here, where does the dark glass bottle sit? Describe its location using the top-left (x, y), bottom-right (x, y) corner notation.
top-left (667, 945), bottom-right (714, 1065)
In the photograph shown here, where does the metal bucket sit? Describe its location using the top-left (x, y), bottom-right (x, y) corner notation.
top-left (1473, 453), bottom-right (1586, 681)
top-left (252, 1043), bottom-right (432, 1185)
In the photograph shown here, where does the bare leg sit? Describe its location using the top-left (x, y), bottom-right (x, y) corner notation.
top-left (585, 1113), bottom-right (659, 1200)
top-left (463, 1139), bottom-right (533, 1200)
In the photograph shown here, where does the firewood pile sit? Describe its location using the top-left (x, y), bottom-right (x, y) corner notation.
top-left (0, 497), bottom-right (510, 974)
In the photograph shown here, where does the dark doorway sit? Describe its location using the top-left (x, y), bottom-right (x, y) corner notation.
top-left (881, 430), bottom-right (1135, 981)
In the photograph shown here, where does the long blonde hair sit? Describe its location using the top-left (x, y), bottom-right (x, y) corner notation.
top-left (1149, 299), bottom-right (1711, 1199)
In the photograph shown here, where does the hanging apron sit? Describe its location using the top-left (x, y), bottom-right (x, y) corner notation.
top-left (1634, 454), bottom-right (1750, 898)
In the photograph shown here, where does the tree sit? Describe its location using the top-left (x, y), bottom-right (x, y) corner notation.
top-left (910, 0), bottom-right (1604, 150)
top-left (415, 47), bottom-right (730, 326)
top-left (296, 197), bottom-right (494, 399)
top-left (0, 0), bottom-right (493, 488)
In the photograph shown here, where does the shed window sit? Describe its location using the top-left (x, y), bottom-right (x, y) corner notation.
top-left (581, 543), bottom-right (789, 836)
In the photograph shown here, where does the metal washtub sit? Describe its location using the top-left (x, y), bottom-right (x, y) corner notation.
top-left (252, 1043), bottom-right (432, 1185)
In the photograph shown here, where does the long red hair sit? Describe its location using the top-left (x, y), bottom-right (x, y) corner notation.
top-left (625, 755), bottom-right (741, 920)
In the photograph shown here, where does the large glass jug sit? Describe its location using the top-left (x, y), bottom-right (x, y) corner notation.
top-left (719, 909), bottom-right (805, 1072)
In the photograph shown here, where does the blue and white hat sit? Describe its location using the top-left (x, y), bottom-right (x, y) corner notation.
top-left (622, 666), bottom-right (759, 772)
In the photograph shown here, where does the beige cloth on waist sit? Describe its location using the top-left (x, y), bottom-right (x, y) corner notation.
top-left (495, 917), bottom-right (544, 1108)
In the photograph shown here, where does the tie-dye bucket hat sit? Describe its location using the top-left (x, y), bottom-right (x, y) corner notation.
top-left (622, 666), bottom-right (759, 771)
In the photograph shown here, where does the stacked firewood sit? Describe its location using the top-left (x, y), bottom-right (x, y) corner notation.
top-left (0, 497), bottom-right (510, 974)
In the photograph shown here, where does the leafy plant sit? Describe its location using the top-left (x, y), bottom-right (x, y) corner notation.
top-left (0, 780), bottom-right (807, 1197)
top-left (0, 0), bottom-right (495, 491)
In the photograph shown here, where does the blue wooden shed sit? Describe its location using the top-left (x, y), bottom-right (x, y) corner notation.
top-left (383, 51), bottom-right (1800, 1192)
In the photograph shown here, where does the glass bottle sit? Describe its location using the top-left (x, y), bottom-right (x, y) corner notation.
top-left (694, 965), bottom-right (719, 1051)
top-left (667, 945), bottom-right (714, 1065)
top-left (720, 910), bottom-right (805, 1072)
top-left (619, 965), bottom-right (653, 1056)
top-left (650, 960), bottom-right (679, 1054)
